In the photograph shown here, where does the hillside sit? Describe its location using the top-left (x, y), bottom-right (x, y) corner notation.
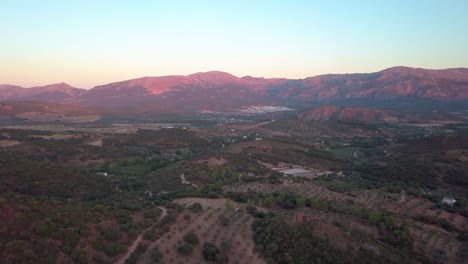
top-left (298, 106), bottom-right (465, 123)
top-left (0, 101), bottom-right (100, 122)
top-left (1, 67), bottom-right (468, 114)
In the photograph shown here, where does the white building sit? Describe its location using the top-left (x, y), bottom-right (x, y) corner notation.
top-left (442, 197), bottom-right (456, 206)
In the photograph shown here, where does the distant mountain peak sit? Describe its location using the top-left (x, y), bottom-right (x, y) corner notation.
top-left (35, 82), bottom-right (76, 89)
top-left (383, 66), bottom-right (417, 71)
top-left (187, 71), bottom-right (239, 83)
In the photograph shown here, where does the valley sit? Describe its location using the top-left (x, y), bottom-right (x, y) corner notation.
top-left (0, 111), bottom-right (466, 264)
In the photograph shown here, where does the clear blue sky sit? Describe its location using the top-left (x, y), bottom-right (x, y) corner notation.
top-left (1, 0), bottom-right (467, 88)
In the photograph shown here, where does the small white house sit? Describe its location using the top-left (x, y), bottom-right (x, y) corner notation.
top-left (442, 197), bottom-right (456, 206)
top-left (336, 171), bottom-right (346, 178)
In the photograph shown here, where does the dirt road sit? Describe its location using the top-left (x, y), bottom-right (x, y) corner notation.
top-left (116, 207), bottom-right (167, 264)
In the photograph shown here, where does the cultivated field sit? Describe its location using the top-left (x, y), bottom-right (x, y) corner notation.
top-left (157, 198), bottom-right (266, 264)
top-left (262, 120), bottom-right (377, 138)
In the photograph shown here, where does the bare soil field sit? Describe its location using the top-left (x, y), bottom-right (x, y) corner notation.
top-left (270, 164), bottom-right (333, 179)
top-left (0, 140), bottom-right (21, 148)
top-left (29, 133), bottom-right (82, 140)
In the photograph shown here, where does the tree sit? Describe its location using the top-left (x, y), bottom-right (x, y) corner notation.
top-left (202, 242), bottom-right (220, 261)
top-left (150, 247), bottom-right (163, 263)
top-left (215, 253), bottom-right (228, 263)
top-left (246, 205), bottom-right (258, 215)
top-left (177, 243), bottom-right (193, 256)
top-left (190, 202), bottom-right (203, 213)
top-left (143, 229), bottom-right (158, 241)
top-left (183, 232), bottom-right (199, 245)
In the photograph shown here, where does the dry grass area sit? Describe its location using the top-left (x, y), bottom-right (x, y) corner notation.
top-left (0, 140), bottom-right (21, 148)
top-left (446, 149), bottom-right (468, 162)
top-left (85, 138), bottom-right (103, 147)
top-left (155, 198), bottom-right (266, 264)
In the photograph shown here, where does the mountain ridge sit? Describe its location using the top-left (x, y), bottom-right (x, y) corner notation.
top-left (1, 66), bottom-right (467, 114)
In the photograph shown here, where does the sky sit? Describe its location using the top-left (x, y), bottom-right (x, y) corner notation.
top-left (1, 0), bottom-right (467, 88)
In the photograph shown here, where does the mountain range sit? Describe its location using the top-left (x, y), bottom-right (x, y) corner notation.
top-left (1, 66), bottom-right (467, 117)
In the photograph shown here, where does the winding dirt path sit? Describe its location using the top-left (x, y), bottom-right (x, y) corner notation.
top-left (116, 207), bottom-right (167, 264)
top-left (353, 150), bottom-right (360, 158)
top-left (181, 173), bottom-right (198, 187)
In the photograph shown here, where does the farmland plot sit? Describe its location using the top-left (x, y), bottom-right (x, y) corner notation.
top-left (262, 120), bottom-right (376, 138)
top-left (151, 198), bottom-right (267, 264)
top-left (224, 139), bottom-right (308, 154)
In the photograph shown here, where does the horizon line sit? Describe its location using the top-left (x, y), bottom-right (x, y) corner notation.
top-left (2, 65), bottom-right (468, 90)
